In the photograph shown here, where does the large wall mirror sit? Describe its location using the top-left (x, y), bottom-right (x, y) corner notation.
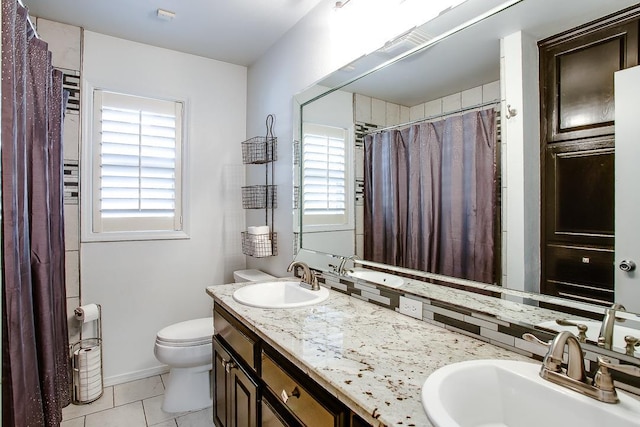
top-left (293, 0), bottom-right (640, 361)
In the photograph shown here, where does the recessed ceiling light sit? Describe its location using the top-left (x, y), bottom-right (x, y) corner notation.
top-left (156, 9), bottom-right (176, 21)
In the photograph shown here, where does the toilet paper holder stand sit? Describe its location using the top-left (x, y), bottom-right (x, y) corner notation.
top-left (70, 304), bottom-right (103, 405)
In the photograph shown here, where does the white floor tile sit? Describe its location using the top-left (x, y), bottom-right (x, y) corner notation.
top-left (175, 407), bottom-right (213, 427)
top-left (114, 375), bottom-right (164, 406)
top-left (143, 395), bottom-right (186, 425)
top-left (61, 417), bottom-right (85, 427)
top-left (149, 420), bottom-right (178, 427)
top-left (160, 373), bottom-right (170, 387)
top-left (85, 401), bottom-right (146, 427)
top-left (62, 387), bottom-right (114, 420)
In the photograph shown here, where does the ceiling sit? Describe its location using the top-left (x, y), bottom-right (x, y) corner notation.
top-left (23, 0), bottom-right (325, 66)
top-left (316, 0), bottom-right (640, 106)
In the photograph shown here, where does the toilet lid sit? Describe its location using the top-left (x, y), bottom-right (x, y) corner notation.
top-left (156, 317), bottom-right (214, 346)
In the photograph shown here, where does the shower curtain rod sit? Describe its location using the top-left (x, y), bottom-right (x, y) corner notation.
top-left (363, 99), bottom-right (500, 136)
top-left (17, 0), bottom-right (39, 39)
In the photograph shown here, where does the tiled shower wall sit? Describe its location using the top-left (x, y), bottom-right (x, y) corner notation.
top-left (35, 18), bottom-right (83, 344)
top-left (352, 81), bottom-right (500, 257)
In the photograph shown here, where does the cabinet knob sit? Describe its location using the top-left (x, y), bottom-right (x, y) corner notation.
top-left (280, 386), bottom-right (300, 404)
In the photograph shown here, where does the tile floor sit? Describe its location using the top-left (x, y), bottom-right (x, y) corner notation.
top-left (61, 374), bottom-right (214, 427)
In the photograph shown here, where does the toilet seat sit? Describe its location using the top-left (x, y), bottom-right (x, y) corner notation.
top-left (156, 317), bottom-right (214, 347)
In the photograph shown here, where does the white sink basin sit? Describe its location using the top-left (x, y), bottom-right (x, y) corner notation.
top-left (537, 319), bottom-right (639, 356)
top-left (346, 268), bottom-right (404, 288)
top-left (233, 281), bottom-right (329, 309)
top-left (422, 359), bottom-right (640, 427)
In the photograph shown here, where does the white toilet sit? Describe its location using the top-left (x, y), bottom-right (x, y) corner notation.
top-left (154, 269), bottom-right (274, 413)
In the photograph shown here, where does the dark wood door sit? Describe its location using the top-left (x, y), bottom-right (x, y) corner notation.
top-left (539, 7), bottom-right (640, 305)
top-left (213, 340), bottom-right (230, 427)
top-left (213, 339), bottom-right (258, 427)
top-left (229, 361), bottom-right (258, 427)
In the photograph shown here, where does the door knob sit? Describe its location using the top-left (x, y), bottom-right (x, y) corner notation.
top-left (619, 260), bottom-right (636, 272)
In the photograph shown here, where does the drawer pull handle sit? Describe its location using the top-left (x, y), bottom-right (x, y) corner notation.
top-left (223, 360), bottom-right (237, 373)
top-left (281, 386), bottom-right (300, 404)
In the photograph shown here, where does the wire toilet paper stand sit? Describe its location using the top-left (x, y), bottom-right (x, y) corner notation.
top-left (70, 304), bottom-right (103, 404)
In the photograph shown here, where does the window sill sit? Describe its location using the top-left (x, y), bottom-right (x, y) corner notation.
top-left (81, 230), bottom-right (190, 243)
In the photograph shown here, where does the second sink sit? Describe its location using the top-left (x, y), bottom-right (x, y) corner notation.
top-left (421, 359), bottom-right (640, 427)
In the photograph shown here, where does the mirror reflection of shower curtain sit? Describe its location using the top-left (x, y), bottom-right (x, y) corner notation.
top-left (363, 109), bottom-right (496, 283)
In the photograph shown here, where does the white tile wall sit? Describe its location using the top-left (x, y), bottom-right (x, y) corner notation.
top-left (461, 86), bottom-right (483, 108)
top-left (354, 94), bottom-right (372, 123)
top-left (371, 98), bottom-right (387, 125)
top-left (424, 99), bottom-right (442, 117)
top-left (63, 115), bottom-right (80, 160)
top-left (35, 19), bottom-right (82, 71)
top-left (442, 93), bottom-right (462, 113)
top-left (39, 17), bottom-right (83, 344)
top-left (385, 103), bottom-right (400, 126)
top-left (409, 103), bottom-right (425, 121)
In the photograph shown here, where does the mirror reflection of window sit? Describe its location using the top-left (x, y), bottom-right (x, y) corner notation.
top-left (302, 123), bottom-right (350, 228)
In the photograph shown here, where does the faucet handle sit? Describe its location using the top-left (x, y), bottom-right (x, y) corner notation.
top-left (624, 335), bottom-right (640, 357)
top-left (594, 356), bottom-right (640, 400)
top-left (556, 319), bottom-right (589, 343)
top-left (597, 356), bottom-right (640, 377)
top-left (522, 333), bottom-right (552, 347)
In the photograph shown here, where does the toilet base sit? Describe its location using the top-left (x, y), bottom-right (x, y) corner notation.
top-left (162, 365), bottom-right (212, 413)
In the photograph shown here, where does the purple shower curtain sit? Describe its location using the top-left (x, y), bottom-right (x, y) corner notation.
top-left (363, 109), bottom-right (496, 283)
top-left (2, 1), bottom-right (71, 425)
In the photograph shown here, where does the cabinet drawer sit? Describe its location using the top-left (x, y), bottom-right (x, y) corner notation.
top-left (262, 352), bottom-right (338, 427)
top-left (214, 305), bottom-right (256, 370)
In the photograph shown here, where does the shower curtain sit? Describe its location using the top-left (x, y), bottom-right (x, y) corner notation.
top-left (2, 1), bottom-right (71, 425)
top-left (363, 109), bottom-right (496, 283)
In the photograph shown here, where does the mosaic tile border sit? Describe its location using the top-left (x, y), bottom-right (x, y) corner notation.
top-left (315, 270), bottom-right (640, 393)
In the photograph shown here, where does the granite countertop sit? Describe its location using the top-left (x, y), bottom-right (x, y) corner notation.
top-left (207, 281), bottom-right (533, 427)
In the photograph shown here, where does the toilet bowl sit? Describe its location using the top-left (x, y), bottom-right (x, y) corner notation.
top-left (154, 318), bottom-right (215, 413)
top-left (154, 269), bottom-right (275, 413)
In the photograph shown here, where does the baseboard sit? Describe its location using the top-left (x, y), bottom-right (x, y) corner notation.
top-left (103, 365), bottom-right (170, 387)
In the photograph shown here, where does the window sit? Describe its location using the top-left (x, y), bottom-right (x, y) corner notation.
top-left (302, 123), bottom-right (351, 228)
top-left (86, 90), bottom-right (185, 240)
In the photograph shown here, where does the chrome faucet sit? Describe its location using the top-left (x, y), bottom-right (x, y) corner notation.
top-left (338, 254), bottom-right (360, 275)
top-left (524, 331), bottom-right (640, 403)
top-left (287, 261), bottom-right (320, 291)
top-left (540, 331), bottom-right (587, 383)
top-left (599, 303), bottom-right (626, 350)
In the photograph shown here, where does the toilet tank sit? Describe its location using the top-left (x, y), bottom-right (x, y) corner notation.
top-left (233, 269), bottom-right (275, 283)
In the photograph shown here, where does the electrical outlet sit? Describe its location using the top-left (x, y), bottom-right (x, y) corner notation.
top-left (399, 296), bottom-right (423, 320)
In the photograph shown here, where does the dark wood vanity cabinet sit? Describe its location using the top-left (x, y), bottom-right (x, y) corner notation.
top-left (213, 303), bottom-right (370, 427)
top-left (539, 6), bottom-right (640, 305)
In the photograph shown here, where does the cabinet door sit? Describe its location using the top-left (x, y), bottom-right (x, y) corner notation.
top-left (213, 339), bottom-right (258, 427)
top-left (229, 362), bottom-right (258, 427)
top-left (213, 340), bottom-right (231, 427)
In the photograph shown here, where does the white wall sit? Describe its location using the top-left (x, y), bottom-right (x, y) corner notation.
top-left (245, 1), bottom-right (445, 276)
top-left (81, 32), bottom-right (247, 383)
top-left (501, 31), bottom-right (541, 294)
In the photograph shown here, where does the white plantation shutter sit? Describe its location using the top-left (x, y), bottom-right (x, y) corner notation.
top-left (302, 123), bottom-right (348, 226)
top-left (92, 90), bottom-right (183, 234)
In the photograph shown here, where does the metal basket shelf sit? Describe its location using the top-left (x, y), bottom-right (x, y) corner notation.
top-left (241, 136), bottom-right (277, 164)
top-left (242, 185), bottom-right (277, 209)
top-left (241, 231), bottom-right (278, 258)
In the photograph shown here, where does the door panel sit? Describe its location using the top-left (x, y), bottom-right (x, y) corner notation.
top-left (614, 66), bottom-right (640, 312)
